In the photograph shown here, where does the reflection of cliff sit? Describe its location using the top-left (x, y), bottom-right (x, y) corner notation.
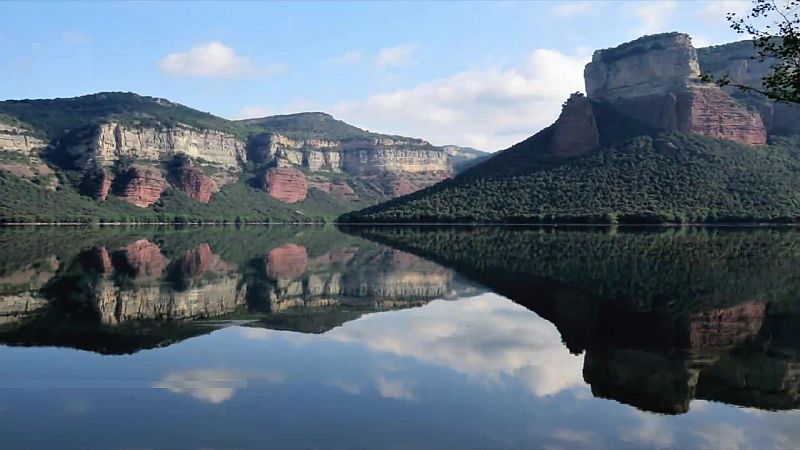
top-left (247, 243), bottom-right (461, 333)
top-left (0, 229), bottom-right (477, 350)
top-left (347, 226), bottom-right (800, 414)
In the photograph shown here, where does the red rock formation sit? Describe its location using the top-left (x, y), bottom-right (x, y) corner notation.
top-left (308, 179), bottom-right (359, 201)
top-left (263, 167), bottom-right (308, 203)
top-left (119, 166), bottom-right (167, 207)
top-left (170, 165), bottom-right (217, 203)
top-left (96, 171), bottom-right (113, 201)
top-left (689, 301), bottom-right (766, 349)
top-left (677, 86), bottom-right (767, 145)
top-left (550, 93), bottom-right (600, 157)
top-left (265, 243), bottom-right (308, 280)
top-left (378, 173), bottom-right (417, 197)
top-left (113, 240), bottom-right (168, 280)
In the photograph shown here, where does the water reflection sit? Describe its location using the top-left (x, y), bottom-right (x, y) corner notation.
top-left (0, 225), bottom-right (799, 448)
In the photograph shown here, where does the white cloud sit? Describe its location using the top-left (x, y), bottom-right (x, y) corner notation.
top-left (628, 0), bottom-right (678, 35)
top-left (326, 293), bottom-right (587, 397)
top-left (375, 44), bottom-right (418, 70)
top-left (325, 50), bottom-right (363, 65)
top-left (550, 1), bottom-right (598, 18)
top-left (697, 0), bottom-right (749, 21)
top-left (332, 47), bottom-right (589, 151)
top-left (158, 41), bottom-right (287, 78)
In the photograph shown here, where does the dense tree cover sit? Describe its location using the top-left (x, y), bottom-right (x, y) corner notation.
top-left (0, 92), bottom-right (249, 138)
top-left (343, 226), bottom-right (800, 316)
top-left (239, 111), bottom-right (430, 143)
top-left (341, 132), bottom-right (800, 224)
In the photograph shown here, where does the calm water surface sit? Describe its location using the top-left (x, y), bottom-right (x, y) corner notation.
top-left (1, 225), bottom-right (799, 449)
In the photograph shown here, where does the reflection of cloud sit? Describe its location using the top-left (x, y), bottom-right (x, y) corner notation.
top-left (325, 380), bottom-right (363, 396)
top-left (619, 414), bottom-right (674, 448)
top-left (552, 428), bottom-right (597, 447)
top-left (376, 375), bottom-right (416, 401)
top-left (691, 423), bottom-right (752, 450)
top-left (327, 294), bottom-right (585, 397)
top-left (155, 369), bottom-right (286, 404)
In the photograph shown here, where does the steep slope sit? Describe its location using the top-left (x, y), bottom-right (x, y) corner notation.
top-left (0, 93), bottom-right (463, 222)
top-left (242, 112), bottom-right (453, 201)
top-left (340, 33), bottom-right (800, 224)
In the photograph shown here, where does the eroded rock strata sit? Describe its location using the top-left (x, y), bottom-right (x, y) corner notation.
top-left (118, 166), bottom-right (167, 207)
top-left (262, 167), bottom-right (308, 203)
top-left (584, 32), bottom-right (767, 145)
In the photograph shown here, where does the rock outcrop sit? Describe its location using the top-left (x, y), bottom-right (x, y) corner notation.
top-left (92, 122), bottom-right (245, 169)
top-left (118, 166), bottom-right (167, 207)
top-left (550, 93), bottom-right (600, 157)
top-left (307, 177), bottom-right (359, 200)
top-left (262, 167), bottom-right (308, 203)
top-left (169, 164), bottom-right (217, 203)
top-left (0, 121), bottom-right (46, 155)
top-left (248, 132), bottom-right (451, 199)
top-left (584, 32), bottom-right (767, 145)
top-left (698, 40), bottom-right (800, 136)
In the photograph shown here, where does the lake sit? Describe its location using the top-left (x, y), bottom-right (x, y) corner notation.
top-left (0, 225), bottom-right (798, 449)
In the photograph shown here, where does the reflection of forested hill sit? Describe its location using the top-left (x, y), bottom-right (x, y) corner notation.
top-left (0, 226), bottom-right (475, 353)
top-left (343, 226), bottom-right (800, 414)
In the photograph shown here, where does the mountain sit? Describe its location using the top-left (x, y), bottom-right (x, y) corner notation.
top-left (441, 145), bottom-right (490, 172)
top-left (340, 33), bottom-right (800, 224)
top-left (0, 94), bottom-right (467, 223)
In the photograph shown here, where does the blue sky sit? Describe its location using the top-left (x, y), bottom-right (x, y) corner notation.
top-left (1, 1), bottom-right (750, 150)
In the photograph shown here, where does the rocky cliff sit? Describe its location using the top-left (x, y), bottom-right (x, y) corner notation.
top-left (116, 166), bottom-right (168, 207)
top-left (584, 32), bottom-right (767, 145)
top-left (549, 93), bottom-right (600, 157)
top-left (244, 112), bottom-right (454, 199)
top-left (698, 40), bottom-right (800, 136)
top-left (92, 122), bottom-right (245, 169)
top-left (0, 121), bottom-right (46, 156)
top-left (169, 164), bottom-right (217, 203)
top-left (262, 167), bottom-right (308, 203)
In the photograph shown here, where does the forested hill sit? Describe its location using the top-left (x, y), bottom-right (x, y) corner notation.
top-left (339, 131), bottom-right (800, 224)
top-left (339, 32), bottom-right (800, 225)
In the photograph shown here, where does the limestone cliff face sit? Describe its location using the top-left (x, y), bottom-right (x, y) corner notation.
top-left (584, 32), bottom-right (767, 145)
top-left (586, 32), bottom-right (700, 101)
top-left (249, 132), bottom-right (452, 199)
top-left (0, 122), bottom-right (47, 156)
top-left (92, 122), bottom-right (245, 169)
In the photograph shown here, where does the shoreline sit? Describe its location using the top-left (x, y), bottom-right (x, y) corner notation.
top-left (2, 222), bottom-right (798, 228)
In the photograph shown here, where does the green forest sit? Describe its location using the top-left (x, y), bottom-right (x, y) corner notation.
top-left (340, 133), bottom-right (800, 224)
